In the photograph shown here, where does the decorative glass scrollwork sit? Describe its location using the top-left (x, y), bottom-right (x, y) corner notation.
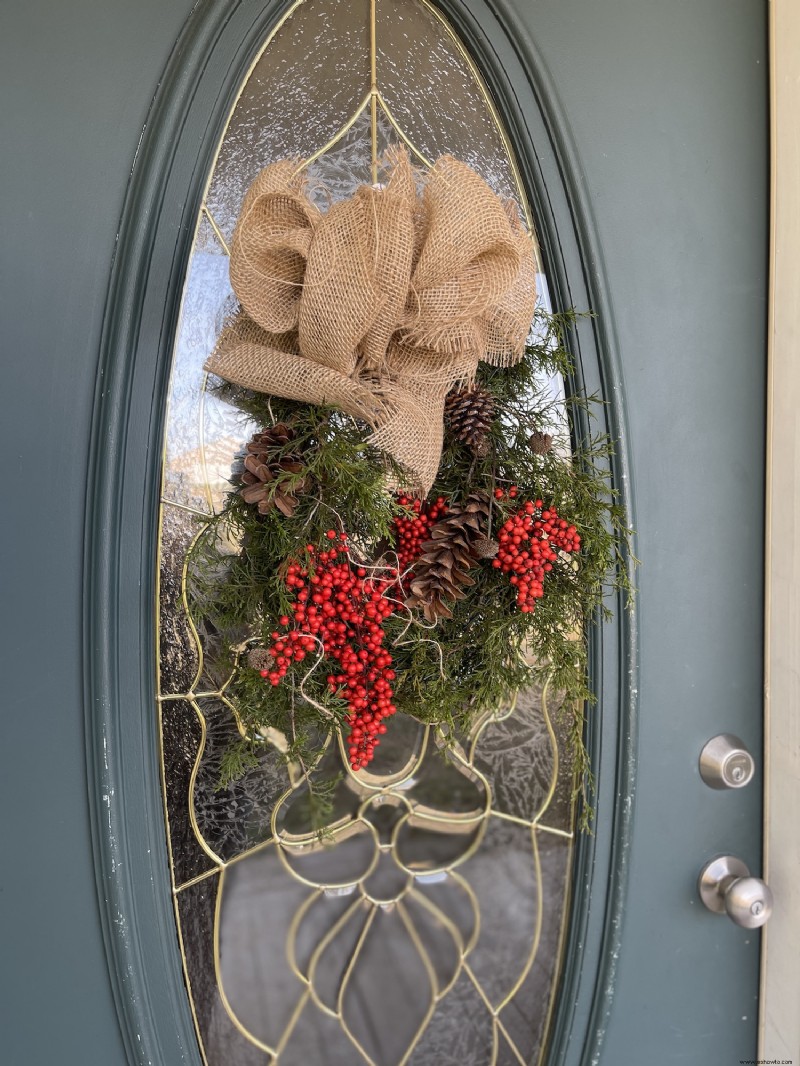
top-left (157, 2), bottom-right (576, 1063)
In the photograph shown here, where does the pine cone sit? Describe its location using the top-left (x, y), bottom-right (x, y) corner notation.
top-left (473, 535), bottom-right (499, 559)
top-left (406, 492), bottom-right (491, 622)
top-left (445, 387), bottom-right (496, 452)
top-left (529, 430), bottom-right (553, 455)
top-left (247, 646), bottom-right (274, 672)
top-left (239, 423), bottom-right (308, 517)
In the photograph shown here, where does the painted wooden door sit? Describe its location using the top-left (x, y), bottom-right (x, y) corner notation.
top-left (1, 2), bottom-right (767, 1065)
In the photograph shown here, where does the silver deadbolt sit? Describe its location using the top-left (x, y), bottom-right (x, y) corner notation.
top-left (699, 734), bottom-right (755, 789)
top-left (698, 855), bottom-right (773, 929)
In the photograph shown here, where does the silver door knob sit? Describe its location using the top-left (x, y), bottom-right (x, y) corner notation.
top-left (698, 855), bottom-right (773, 928)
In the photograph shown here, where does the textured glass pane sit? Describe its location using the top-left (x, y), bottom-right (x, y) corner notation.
top-left (192, 697), bottom-right (291, 863)
top-left (472, 686), bottom-right (576, 832)
top-left (163, 217), bottom-right (232, 514)
top-left (161, 699), bottom-right (216, 886)
top-left (157, 2), bottom-right (575, 1064)
top-left (159, 505), bottom-right (201, 694)
top-left (305, 107), bottom-right (396, 208)
top-left (376, 0), bottom-right (519, 207)
top-left (206, 0), bottom-right (371, 241)
top-left (411, 973), bottom-right (496, 1064)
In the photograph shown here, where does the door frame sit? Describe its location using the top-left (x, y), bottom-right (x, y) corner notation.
top-left (761, 1), bottom-right (800, 1057)
top-left (84, 2), bottom-right (636, 1064)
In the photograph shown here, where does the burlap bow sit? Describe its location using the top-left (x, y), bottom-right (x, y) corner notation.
top-left (205, 150), bottom-right (537, 493)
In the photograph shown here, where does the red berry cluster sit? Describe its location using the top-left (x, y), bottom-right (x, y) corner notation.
top-left (256, 493), bottom-right (581, 765)
top-left (261, 531), bottom-right (398, 771)
top-left (492, 488), bottom-right (581, 612)
top-left (392, 495), bottom-right (449, 571)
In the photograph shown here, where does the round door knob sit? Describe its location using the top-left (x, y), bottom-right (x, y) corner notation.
top-left (698, 855), bottom-right (773, 928)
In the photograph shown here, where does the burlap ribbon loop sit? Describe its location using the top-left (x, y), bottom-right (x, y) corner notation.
top-left (356, 152), bottom-right (417, 373)
top-left (205, 149), bottom-right (538, 493)
top-left (229, 160), bottom-right (320, 334)
top-left (401, 156), bottom-right (520, 355)
top-left (485, 201), bottom-right (540, 366)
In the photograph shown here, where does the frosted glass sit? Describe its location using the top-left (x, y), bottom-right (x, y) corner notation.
top-left (206, 0), bottom-right (371, 241)
top-left (377, 0), bottom-right (519, 205)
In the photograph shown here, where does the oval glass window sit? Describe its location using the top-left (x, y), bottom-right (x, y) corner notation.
top-left (157, 1), bottom-right (575, 1063)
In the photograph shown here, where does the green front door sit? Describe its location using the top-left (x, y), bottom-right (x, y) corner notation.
top-left (2, 2), bottom-right (767, 1065)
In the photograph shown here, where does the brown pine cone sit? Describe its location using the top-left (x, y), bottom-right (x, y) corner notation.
top-left (529, 430), bottom-right (553, 455)
top-left (473, 535), bottom-right (499, 559)
top-left (444, 386), bottom-right (496, 453)
top-left (406, 492), bottom-right (491, 622)
top-left (246, 646), bottom-right (274, 672)
top-left (239, 423), bottom-right (308, 517)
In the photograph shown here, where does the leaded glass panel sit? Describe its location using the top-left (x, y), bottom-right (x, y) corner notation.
top-left (157, 3), bottom-right (575, 1063)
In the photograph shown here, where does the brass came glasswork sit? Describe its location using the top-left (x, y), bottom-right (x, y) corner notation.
top-left (157, 2), bottom-right (575, 1063)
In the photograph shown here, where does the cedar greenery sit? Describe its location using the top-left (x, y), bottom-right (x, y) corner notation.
top-left (187, 308), bottom-right (634, 827)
